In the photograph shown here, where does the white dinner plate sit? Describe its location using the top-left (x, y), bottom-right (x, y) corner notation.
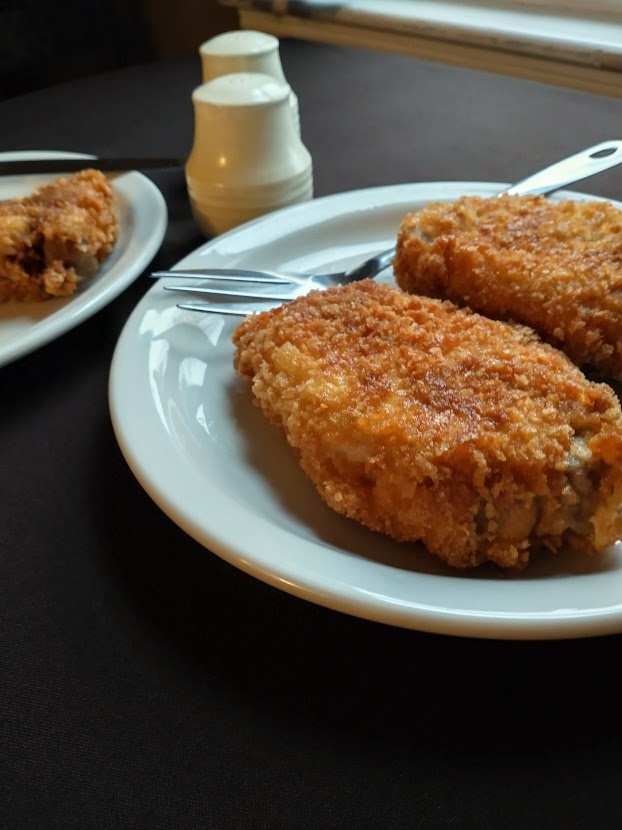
top-left (109, 181), bottom-right (622, 640)
top-left (0, 150), bottom-right (167, 368)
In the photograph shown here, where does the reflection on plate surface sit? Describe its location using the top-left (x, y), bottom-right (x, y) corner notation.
top-left (0, 150), bottom-right (167, 368)
top-left (109, 181), bottom-right (622, 640)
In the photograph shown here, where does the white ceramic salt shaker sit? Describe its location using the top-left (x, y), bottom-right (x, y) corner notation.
top-left (185, 72), bottom-right (313, 237)
top-left (199, 30), bottom-right (300, 135)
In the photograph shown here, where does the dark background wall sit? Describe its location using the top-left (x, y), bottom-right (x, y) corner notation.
top-left (0, 0), bottom-right (238, 100)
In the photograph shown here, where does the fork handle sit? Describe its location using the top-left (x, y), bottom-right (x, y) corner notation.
top-left (345, 246), bottom-right (396, 281)
top-left (504, 140), bottom-right (622, 197)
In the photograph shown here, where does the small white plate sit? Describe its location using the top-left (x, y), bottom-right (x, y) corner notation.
top-left (109, 181), bottom-right (622, 640)
top-left (0, 150), bottom-right (167, 367)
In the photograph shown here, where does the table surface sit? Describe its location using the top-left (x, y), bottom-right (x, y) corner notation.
top-left (2, 39), bottom-right (622, 829)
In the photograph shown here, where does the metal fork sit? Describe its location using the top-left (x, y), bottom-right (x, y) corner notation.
top-left (152, 140), bottom-right (622, 315)
top-left (153, 247), bottom-right (396, 315)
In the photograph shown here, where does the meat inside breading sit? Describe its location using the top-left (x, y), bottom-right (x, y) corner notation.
top-left (0, 169), bottom-right (119, 302)
top-left (233, 280), bottom-right (622, 570)
top-left (393, 194), bottom-right (622, 380)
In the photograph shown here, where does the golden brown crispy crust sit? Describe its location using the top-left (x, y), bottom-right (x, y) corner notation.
top-left (393, 194), bottom-right (622, 379)
top-left (233, 280), bottom-right (622, 570)
top-left (0, 169), bottom-right (119, 302)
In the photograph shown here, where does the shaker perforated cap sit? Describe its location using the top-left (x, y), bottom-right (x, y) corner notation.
top-left (192, 71), bottom-right (290, 107)
top-left (199, 30), bottom-right (286, 82)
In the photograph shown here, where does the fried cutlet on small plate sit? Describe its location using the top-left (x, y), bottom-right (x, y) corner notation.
top-left (0, 168), bottom-right (119, 302)
top-left (393, 194), bottom-right (622, 380)
top-left (233, 280), bottom-right (622, 571)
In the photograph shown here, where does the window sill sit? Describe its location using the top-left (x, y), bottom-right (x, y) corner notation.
top-left (223, 1), bottom-right (622, 97)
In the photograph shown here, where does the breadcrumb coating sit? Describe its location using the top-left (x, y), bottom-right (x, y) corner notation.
top-left (233, 280), bottom-right (622, 570)
top-left (0, 169), bottom-right (119, 302)
top-left (393, 194), bottom-right (622, 379)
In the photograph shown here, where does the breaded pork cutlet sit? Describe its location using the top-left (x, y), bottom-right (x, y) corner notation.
top-left (233, 280), bottom-right (622, 571)
top-left (393, 194), bottom-right (622, 379)
top-left (0, 169), bottom-right (119, 302)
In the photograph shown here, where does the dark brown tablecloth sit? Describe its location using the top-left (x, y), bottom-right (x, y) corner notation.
top-left (2, 40), bottom-right (622, 829)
